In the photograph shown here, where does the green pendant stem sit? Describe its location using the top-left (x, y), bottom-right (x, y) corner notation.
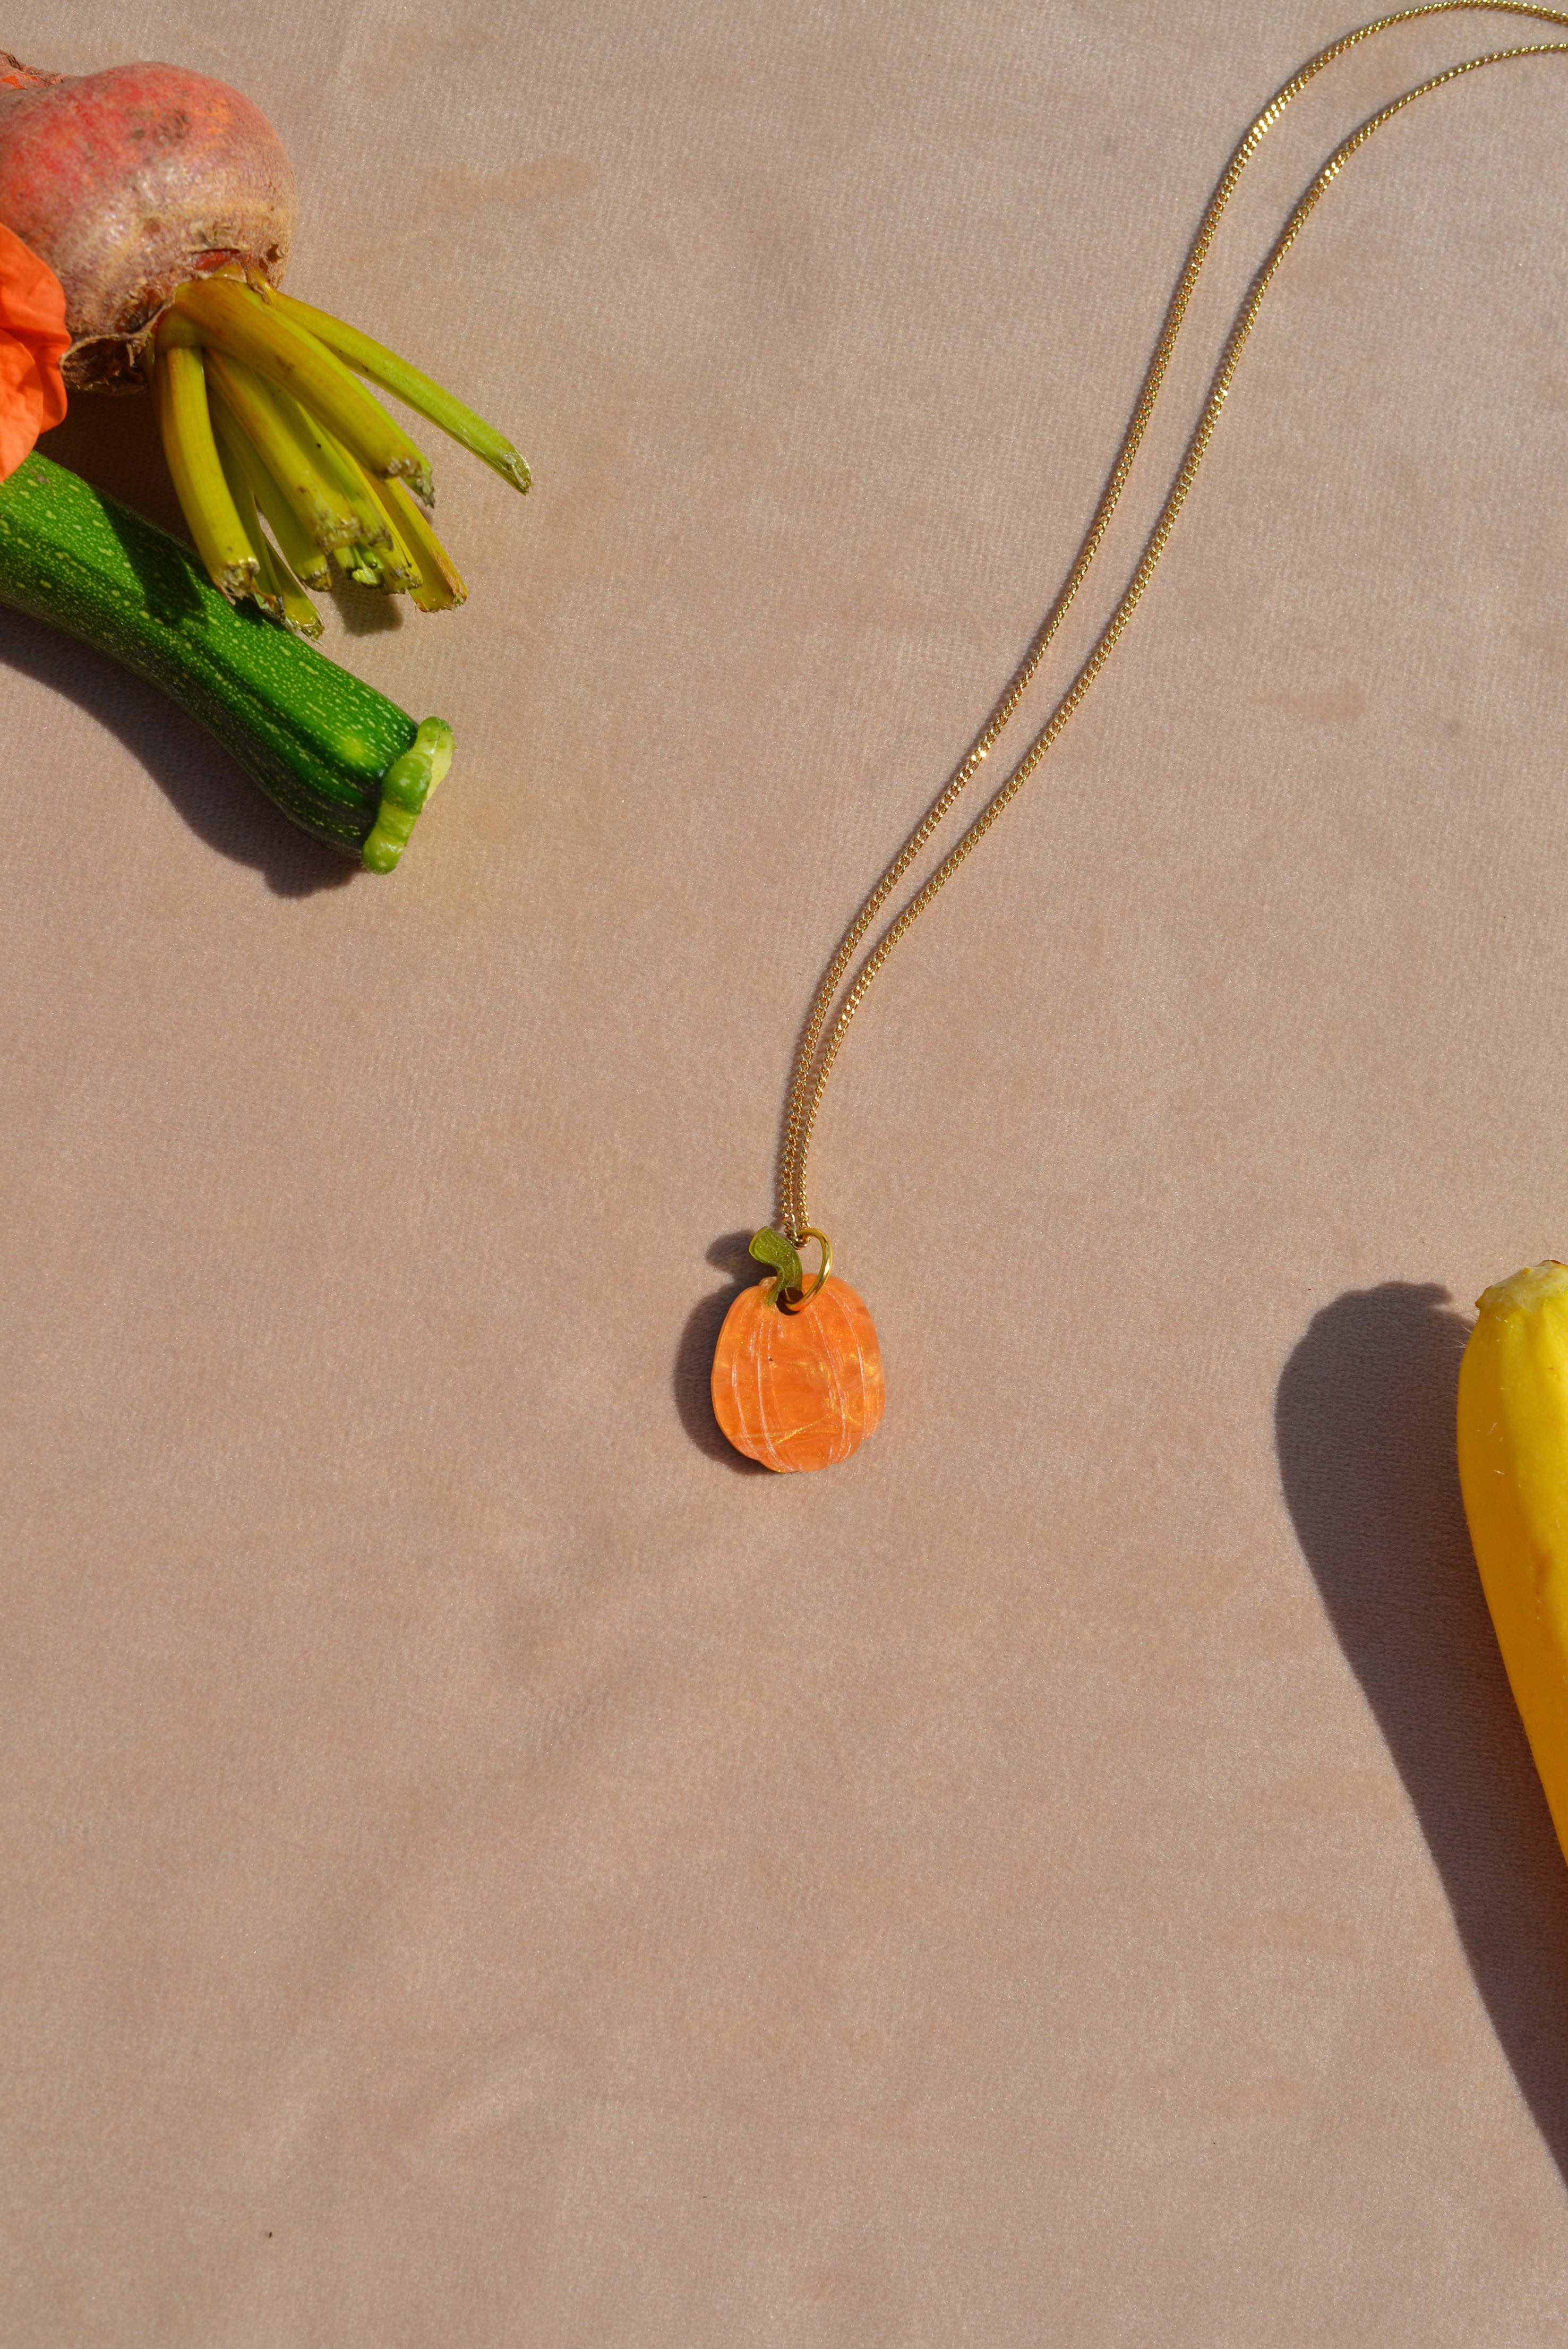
top-left (749, 1226), bottom-right (832, 1312)
top-left (750, 1227), bottom-right (803, 1304)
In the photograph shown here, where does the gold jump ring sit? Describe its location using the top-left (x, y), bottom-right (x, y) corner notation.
top-left (779, 1228), bottom-right (832, 1313)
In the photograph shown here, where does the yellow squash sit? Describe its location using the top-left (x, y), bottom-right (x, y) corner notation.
top-left (1457, 1261), bottom-right (1568, 1863)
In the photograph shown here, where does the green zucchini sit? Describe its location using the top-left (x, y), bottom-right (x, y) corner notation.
top-left (0, 450), bottom-right (452, 870)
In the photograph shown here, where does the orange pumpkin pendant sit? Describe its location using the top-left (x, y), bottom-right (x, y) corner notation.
top-left (711, 1228), bottom-right (884, 1472)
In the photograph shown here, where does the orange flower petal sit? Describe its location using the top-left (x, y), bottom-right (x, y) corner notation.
top-left (0, 331), bottom-right (37, 394)
top-left (0, 220), bottom-right (68, 349)
top-left (0, 340), bottom-right (50, 482)
top-left (0, 389), bottom-right (43, 481)
top-left (0, 226), bottom-right (69, 481)
top-left (31, 339), bottom-right (66, 433)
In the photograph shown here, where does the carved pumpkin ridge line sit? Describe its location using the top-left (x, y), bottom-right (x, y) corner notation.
top-left (820, 1281), bottom-right (853, 1465)
top-left (756, 1288), bottom-right (786, 1473)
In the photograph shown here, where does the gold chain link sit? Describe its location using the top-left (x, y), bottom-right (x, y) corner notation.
top-left (775, 2), bottom-right (1568, 1244)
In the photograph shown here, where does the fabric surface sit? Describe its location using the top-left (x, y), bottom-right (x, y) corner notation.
top-left (8, 2), bottom-right (1568, 2339)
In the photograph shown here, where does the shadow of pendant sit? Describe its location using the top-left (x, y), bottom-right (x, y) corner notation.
top-left (672, 1232), bottom-right (773, 1473)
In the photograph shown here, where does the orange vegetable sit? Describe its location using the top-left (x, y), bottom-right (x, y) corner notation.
top-left (0, 56), bottom-right (293, 391)
top-left (711, 1231), bottom-right (884, 1472)
top-left (0, 219), bottom-right (66, 480)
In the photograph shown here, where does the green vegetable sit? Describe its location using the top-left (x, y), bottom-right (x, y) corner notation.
top-left (0, 449), bottom-right (452, 869)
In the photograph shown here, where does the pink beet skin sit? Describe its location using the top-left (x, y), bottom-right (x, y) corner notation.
top-left (0, 56), bottom-right (295, 390)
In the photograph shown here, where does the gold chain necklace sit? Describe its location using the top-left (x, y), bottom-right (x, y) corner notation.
top-left (712, 2), bottom-right (1568, 1473)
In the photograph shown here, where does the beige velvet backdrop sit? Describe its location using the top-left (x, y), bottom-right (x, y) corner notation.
top-left (8, 1), bottom-right (1568, 2338)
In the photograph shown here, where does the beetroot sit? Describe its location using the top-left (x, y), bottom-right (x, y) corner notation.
top-left (0, 54), bottom-right (293, 390)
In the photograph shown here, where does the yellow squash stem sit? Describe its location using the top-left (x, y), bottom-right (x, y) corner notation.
top-left (152, 336), bottom-right (259, 601)
top-left (1457, 1262), bottom-right (1568, 1867)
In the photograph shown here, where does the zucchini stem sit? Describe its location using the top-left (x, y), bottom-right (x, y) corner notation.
top-left (362, 717), bottom-right (455, 872)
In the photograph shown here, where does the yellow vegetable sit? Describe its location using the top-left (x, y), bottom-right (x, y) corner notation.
top-left (1456, 1261), bottom-right (1568, 1863)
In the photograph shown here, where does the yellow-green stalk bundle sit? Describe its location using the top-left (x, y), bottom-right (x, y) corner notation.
top-left (151, 271), bottom-right (527, 628)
